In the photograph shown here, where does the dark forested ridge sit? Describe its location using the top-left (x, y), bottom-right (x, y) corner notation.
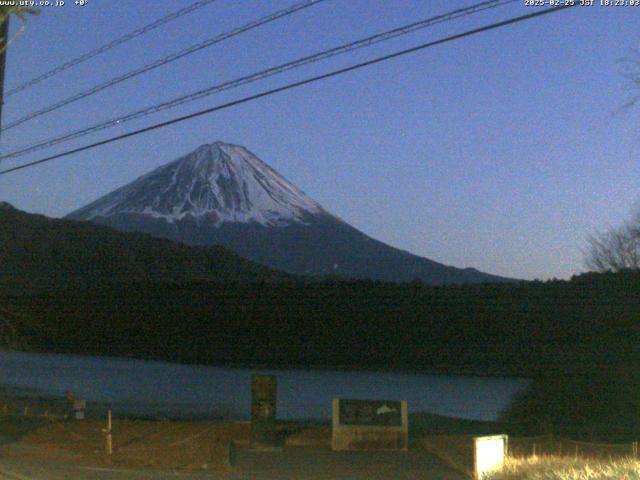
top-left (4, 273), bottom-right (639, 378)
top-left (2, 204), bottom-right (638, 377)
top-left (0, 203), bottom-right (290, 291)
top-left (3, 205), bottom-right (640, 439)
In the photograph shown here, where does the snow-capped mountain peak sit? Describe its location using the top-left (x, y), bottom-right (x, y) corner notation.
top-left (68, 142), bottom-right (326, 227)
top-left (67, 141), bottom-right (511, 285)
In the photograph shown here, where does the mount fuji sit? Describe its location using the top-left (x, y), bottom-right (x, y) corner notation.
top-left (67, 142), bottom-right (510, 284)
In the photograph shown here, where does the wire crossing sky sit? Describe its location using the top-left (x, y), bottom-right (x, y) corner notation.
top-left (0, 0), bottom-right (637, 281)
top-left (1, 0), bottom-right (326, 131)
top-left (0, 0), bottom-right (515, 161)
top-left (0, 4), bottom-right (575, 176)
top-left (4, 0), bottom-right (220, 98)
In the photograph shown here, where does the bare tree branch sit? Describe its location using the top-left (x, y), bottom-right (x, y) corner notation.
top-left (585, 218), bottom-right (640, 272)
top-left (619, 49), bottom-right (640, 111)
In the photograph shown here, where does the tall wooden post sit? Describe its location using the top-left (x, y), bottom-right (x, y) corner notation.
top-left (250, 375), bottom-right (277, 449)
top-left (0, 12), bottom-right (9, 135)
top-left (104, 410), bottom-right (113, 456)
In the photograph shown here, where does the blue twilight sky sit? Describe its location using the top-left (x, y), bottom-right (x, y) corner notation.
top-left (0, 0), bottom-right (638, 280)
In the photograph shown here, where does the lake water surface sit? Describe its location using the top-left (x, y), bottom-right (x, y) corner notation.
top-left (0, 350), bottom-right (528, 421)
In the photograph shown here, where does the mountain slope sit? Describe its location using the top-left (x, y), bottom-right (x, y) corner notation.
top-left (0, 204), bottom-right (289, 291)
top-left (68, 142), bottom-right (325, 227)
top-left (67, 142), bottom-right (511, 285)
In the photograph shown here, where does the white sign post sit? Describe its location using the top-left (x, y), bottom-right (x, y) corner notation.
top-left (474, 435), bottom-right (507, 480)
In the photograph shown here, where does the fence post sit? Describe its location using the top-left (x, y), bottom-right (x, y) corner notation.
top-left (103, 410), bottom-right (113, 456)
top-left (558, 440), bottom-right (562, 457)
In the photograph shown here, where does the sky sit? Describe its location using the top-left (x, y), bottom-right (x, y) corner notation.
top-left (0, 0), bottom-right (638, 281)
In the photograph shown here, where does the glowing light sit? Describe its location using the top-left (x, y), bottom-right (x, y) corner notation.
top-left (474, 435), bottom-right (507, 480)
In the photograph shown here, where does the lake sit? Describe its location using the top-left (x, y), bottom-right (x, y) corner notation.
top-left (0, 350), bottom-right (528, 421)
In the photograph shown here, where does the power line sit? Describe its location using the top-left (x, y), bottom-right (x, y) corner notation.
top-left (0, 4), bottom-right (578, 177)
top-left (1, 0), bottom-right (327, 131)
top-left (0, 0), bottom-right (516, 161)
top-left (3, 0), bottom-right (219, 99)
top-left (0, 0), bottom-right (512, 157)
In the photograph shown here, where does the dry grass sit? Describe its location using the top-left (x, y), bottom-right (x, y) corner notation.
top-left (283, 425), bottom-right (331, 448)
top-left (418, 434), bottom-right (475, 477)
top-left (417, 434), bottom-right (640, 480)
top-left (1, 418), bottom-right (333, 472)
top-left (5, 418), bottom-right (251, 471)
top-left (486, 455), bottom-right (640, 480)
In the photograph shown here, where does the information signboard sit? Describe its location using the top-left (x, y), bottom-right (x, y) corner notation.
top-left (339, 399), bottom-right (402, 426)
top-left (332, 398), bottom-right (408, 451)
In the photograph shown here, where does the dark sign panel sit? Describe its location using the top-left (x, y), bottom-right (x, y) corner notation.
top-left (251, 375), bottom-right (277, 448)
top-left (338, 399), bottom-right (402, 426)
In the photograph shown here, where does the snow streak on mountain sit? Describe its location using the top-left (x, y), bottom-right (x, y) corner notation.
top-left (70, 142), bottom-right (326, 227)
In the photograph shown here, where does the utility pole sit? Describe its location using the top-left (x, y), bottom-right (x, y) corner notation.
top-left (0, 12), bottom-right (9, 136)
